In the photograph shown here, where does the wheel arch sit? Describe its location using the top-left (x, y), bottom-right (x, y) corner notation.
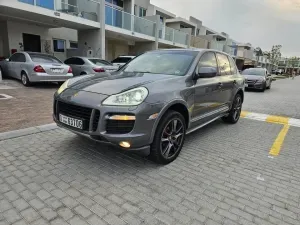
top-left (149, 100), bottom-right (190, 143)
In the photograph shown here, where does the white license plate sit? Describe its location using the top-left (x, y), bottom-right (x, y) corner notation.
top-left (59, 114), bottom-right (83, 129)
top-left (51, 68), bottom-right (64, 73)
top-left (245, 84), bottom-right (248, 87)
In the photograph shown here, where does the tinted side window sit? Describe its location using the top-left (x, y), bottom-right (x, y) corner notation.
top-left (73, 58), bottom-right (85, 65)
top-left (112, 57), bottom-right (132, 63)
top-left (10, 53), bottom-right (26, 62)
top-left (228, 56), bottom-right (237, 74)
top-left (216, 53), bottom-right (231, 75)
top-left (64, 58), bottom-right (75, 64)
top-left (198, 52), bottom-right (218, 69)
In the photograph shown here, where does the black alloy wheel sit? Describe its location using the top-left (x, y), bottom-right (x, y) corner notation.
top-left (222, 94), bottom-right (242, 124)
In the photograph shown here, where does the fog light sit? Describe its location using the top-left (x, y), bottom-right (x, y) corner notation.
top-left (119, 141), bottom-right (131, 148)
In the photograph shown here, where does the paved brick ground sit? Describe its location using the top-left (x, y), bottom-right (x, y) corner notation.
top-left (1, 119), bottom-right (300, 225)
top-left (0, 79), bottom-right (57, 132)
top-left (243, 76), bottom-right (300, 118)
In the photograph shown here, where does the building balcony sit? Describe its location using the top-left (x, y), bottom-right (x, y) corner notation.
top-left (190, 36), bottom-right (209, 49)
top-left (161, 26), bottom-right (188, 46)
top-left (18, 0), bottom-right (100, 22)
top-left (105, 5), bottom-right (156, 38)
top-left (209, 41), bottom-right (224, 52)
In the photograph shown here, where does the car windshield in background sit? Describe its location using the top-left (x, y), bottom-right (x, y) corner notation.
top-left (242, 68), bottom-right (265, 76)
top-left (89, 59), bottom-right (112, 66)
top-left (112, 57), bottom-right (132, 63)
top-left (29, 54), bottom-right (62, 64)
top-left (123, 51), bottom-right (197, 76)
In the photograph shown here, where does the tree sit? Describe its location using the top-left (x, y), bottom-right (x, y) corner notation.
top-left (265, 45), bottom-right (282, 67)
top-left (287, 57), bottom-right (300, 70)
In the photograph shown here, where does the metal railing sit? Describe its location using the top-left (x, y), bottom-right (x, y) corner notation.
top-left (209, 41), bottom-right (225, 52)
top-left (105, 5), bottom-right (156, 37)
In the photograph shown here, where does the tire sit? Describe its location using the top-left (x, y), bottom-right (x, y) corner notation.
top-left (0, 67), bottom-right (3, 79)
top-left (149, 110), bottom-right (186, 164)
top-left (266, 82), bottom-right (271, 89)
top-left (222, 94), bottom-right (243, 124)
top-left (80, 72), bottom-right (87, 76)
top-left (260, 83), bottom-right (266, 92)
top-left (21, 73), bottom-right (31, 87)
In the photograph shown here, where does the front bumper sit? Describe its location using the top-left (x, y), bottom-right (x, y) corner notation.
top-left (29, 72), bottom-right (73, 82)
top-left (53, 90), bottom-right (163, 154)
top-left (245, 82), bottom-right (265, 89)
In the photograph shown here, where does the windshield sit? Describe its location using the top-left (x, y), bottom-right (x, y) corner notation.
top-left (29, 54), bottom-right (62, 64)
top-left (89, 59), bottom-right (112, 66)
top-left (242, 68), bottom-right (265, 76)
top-left (123, 51), bottom-right (198, 76)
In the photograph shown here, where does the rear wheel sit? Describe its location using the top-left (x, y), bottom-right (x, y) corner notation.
top-left (150, 110), bottom-right (186, 164)
top-left (80, 72), bottom-right (87, 76)
top-left (222, 94), bottom-right (242, 124)
top-left (21, 73), bottom-right (31, 87)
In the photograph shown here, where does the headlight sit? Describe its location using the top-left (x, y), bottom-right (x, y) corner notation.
top-left (102, 87), bottom-right (148, 106)
top-left (57, 80), bottom-right (69, 95)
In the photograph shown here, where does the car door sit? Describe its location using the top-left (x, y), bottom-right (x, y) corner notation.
top-left (8, 53), bottom-right (26, 79)
top-left (192, 51), bottom-right (224, 125)
top-left (216, 53), bottom-right (235, 109)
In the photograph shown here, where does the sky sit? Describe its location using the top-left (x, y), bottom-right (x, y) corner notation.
top-left (150, 0), bottom-right (300, 57)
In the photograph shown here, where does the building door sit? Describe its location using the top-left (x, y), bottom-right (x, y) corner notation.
top-left (23, 33), bottom-right (41, 52)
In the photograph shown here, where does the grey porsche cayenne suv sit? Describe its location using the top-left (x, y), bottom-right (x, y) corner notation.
top-left (53, 49), bottom-right (245, 164)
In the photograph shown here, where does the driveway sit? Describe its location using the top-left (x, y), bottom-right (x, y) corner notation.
top-left (0, 77), bottom-right (300, 225)
top-left (0, 79), bottom-right (58, 132)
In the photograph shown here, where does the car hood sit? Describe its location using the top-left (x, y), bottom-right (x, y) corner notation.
top-left (68, 71), bottom-right (176, 95)
top-left (243, 75), bottom-right (264, 81)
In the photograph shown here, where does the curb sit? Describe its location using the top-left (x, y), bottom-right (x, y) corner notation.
top-left (0, 123), bottom-right (58, 141)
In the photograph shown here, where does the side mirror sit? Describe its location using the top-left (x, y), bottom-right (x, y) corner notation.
top-left (196, 67), bottom-right (217, 79)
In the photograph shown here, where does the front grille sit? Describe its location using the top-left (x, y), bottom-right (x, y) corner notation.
top-left (57, 101), bottom-right (93, 131)
top-left (246, 80), bottom-right (256, 84)
top-left (106, 120), bottom-right (135, 134)
top-left (92, 110), bottom-right (100, 131)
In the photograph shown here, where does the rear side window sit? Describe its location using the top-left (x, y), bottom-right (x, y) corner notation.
top-left (29, 54), bottom-right (61, 64)
top-left (228, 56), bottom-right (237, 74)
top-left (111, 57), bottom-right (133, 63)
top-left (216, 53), bottom-right (231, 75)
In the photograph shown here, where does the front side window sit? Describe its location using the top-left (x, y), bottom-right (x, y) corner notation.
top-left (53, 39), bottom-right (65, 53)
top-left (69, 41), bottom-right (78, 49)
top-left (123, 51), bottom-right (198, 76)
top-left (216, 53), bottom-right (231, 75)
top-left (198, 52), bottom-right (218, 69)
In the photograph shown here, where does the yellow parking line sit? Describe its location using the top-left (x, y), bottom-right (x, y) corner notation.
top-left (266, 115), bottom-right (289, 125)
top-left (240, 111), bottom-right (250, 118)
top-left (269, 124), bottom-right (290, 156)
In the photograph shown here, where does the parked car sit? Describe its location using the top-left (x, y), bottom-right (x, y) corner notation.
top-left (64, 57), bottom-right (119, 76)
top-left (0, 52), bottom-right (73, 86)
top-left (53, 49), bottom-right (245, 164)
top-left (242, 68), bottom-right (272, 91)
top-left (275, 69), bottom-right (284, 75)
top-left (111, 55), bottom-right (135, 68)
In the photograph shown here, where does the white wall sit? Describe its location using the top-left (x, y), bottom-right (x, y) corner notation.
top-left (6, 21), bottom-right (78, 60)
top-left (106, 39), bottom-right (130, 61)
top-left (129, 42), bottom-right (155, 55)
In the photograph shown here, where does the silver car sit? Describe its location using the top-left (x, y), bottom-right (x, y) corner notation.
top-left (111, 55), bottom-right (135, 68)
top-left (64, 57), bottom-right (119, 76)
top-left (0, 52), bottom-right (73, 86)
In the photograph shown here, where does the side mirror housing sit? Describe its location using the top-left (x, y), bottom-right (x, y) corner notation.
top-left (196, 67), bottom-right (217, 79)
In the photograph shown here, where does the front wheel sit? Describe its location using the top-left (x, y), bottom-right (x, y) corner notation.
top-left (222, 94), bottom-right (243, 124)
top-left (150, 110), bottom-right (186, 164)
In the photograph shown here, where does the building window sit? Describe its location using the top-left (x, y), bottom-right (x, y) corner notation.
top-left (69, 41), bottom-right (78, 49)
top-left (134, 5), bottom-right (137, 16)
top-left (139, 7), bottom-right (147, 17)
top-left (53, 39), bottom-right (65, 52)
